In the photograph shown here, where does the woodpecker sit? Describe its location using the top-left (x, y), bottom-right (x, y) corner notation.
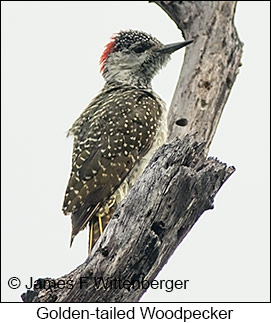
top-left (62, 30), bottom-right (193, 253)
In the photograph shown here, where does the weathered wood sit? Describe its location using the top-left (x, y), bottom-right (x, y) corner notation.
top-left (154, 1), bottom-right (243, 151)
top-left (22, 136), bottom-right (234, 302)
top-left (21, 1), bottom-right (242, 302)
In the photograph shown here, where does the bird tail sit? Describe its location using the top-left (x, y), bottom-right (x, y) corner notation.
top-left (69, 203), bottom-right (101, 248)
top-left (88, 213), bottom-right (112, 253)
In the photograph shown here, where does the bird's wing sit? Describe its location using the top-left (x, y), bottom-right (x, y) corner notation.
top-left (62, 87), bottom-right (163, 238)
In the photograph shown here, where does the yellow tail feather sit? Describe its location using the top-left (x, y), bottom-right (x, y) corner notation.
top-left (88, 213), bottom-right (112, 254)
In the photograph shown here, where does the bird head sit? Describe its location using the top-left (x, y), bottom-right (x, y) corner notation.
top-left (100, 30), bottom-right (193, 88)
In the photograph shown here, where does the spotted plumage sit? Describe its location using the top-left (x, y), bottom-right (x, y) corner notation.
top-left (62, 30), bottom-right (193, 252)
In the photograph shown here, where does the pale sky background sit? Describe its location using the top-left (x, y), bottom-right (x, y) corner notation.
top-left (1, 1), bottom-right (270, 302)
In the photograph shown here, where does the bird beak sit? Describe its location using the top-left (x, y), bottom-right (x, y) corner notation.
top-left (154, 39), bottom-right (193, 54)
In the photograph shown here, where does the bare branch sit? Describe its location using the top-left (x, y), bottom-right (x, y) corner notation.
top-left (22, 136), bottom-right (234, 302)
top-left (155, 1), bottom-right (243, 153)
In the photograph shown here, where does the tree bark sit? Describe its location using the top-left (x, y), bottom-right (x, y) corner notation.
top-left (21, 1), bottom-right (242, 302)
top-left (155, 1), bottom-right (243, 151)
top-left (22, 136), bottom-right (234, 302)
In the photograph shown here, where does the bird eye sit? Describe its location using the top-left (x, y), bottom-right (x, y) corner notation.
top-left (133, 45), bottom-right (147, 53)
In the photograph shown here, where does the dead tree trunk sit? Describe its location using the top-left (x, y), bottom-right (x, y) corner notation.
top-left (155, 1), bottom-right (243, 151)
top-left (22, 1), bottom-right (242, 302)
